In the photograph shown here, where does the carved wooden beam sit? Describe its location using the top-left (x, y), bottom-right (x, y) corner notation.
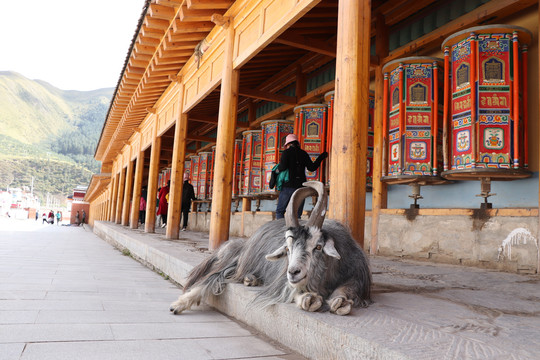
top-left (238, 88), bottom-right (297, 105)
top-left (189, 115), bottom-right (218, 124)
top-left (211, 14), bottom-right (230, 28)
top-left (186, 134), bottom-right (216, 143)
top-left (179, 5), bottom-right (215, 22)
top-left (148, 4), bottom-right (177, 20)
top-left (275, 33), bottom-right (336, 57)
top-left (187, 0), bottom-right (232, 10)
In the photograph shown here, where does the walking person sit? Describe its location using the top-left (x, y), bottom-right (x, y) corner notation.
top-left (42, 212), bottom-right (48, 224)
top-left (139, 186), bottom-right (147, 226)
top-left (75, 211), bottom-right (80, 226)
top-left (56, 211), bottom-right (61, 225)
top-left (82, 210), bottom-right (86, 226)
top-left (157, 181), bottom-right (170, 228)
top-left (181, 173), bottom-right (196, 231)
top-left (274, 134), bottom-right (327, 219)
top-left (48, 210), bottom-right (55, 225)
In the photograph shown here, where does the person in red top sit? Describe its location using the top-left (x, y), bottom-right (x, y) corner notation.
top-left (139, 186), bottom-right (147, 226)
top-left (157, 181), bottom-right (170, 228)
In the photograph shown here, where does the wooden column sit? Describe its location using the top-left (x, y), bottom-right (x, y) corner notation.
top-left (166, 84), bottom-right (188, 239)
top-left (106, 181), bottom-right (112, 221)
top-left (109, 174), bottom-right (118, 222)
top-left (130, 135), bottom-right (144, 229)
top-left (115, 167), bottom-right (125, 224)
top-left (209, 18), bottom-right (239, 250)
top-left (121, 157), bottom-right (134, 226)
top-left (329, 0), bottom-right (371, 246)
top-left (145, 119), bottom-right (161, 233)
top-left (371, 14), bottom-right (389, 255)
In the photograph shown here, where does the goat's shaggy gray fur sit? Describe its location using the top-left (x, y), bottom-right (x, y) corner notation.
top-left (170, 182), bottom-right (371, 316)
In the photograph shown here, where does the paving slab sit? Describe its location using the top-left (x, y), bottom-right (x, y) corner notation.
top-left (0, 218), bottom-right (305, 360)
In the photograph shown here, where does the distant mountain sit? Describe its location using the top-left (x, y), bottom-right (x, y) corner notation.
top-left (0, 71), bottom-right (114, 203)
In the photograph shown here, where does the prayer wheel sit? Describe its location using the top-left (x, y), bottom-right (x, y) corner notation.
top-left (240, 130), bottom-right (262, 196)
top-left (381, 57), bottom-right (446, 186)
top-left (164, 168), bottom-right (171, 186)
top-left (184, 160), bottom-right (191, 178)
top-left (232, 139), bottom-right (243, 198)
top-left (324, 91), bottom-right (374, 190)
top-left (441, 25), bottom-right (532, 181)
top-left (260, 120), bottom-right (294, 193)
top-left (293, 104), bottom-right (328, 182)
top-left (189, 155), bottom-right (200, 198)
top-left (208, 146), bottom-right (216, 200)
top-left (197, 151), bottom-right (213, 200)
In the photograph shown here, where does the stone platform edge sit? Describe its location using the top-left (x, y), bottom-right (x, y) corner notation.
top-left (92, 221), bottom-right (406, 360)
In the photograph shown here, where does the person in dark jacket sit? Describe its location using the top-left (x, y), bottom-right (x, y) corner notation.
top-left (275, 133), bottom-right (327, 219)
top-left (181, 173), bottom-right (196, 231)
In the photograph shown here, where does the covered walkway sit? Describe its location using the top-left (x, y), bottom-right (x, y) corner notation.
top-left (94, 220), bottom-right (540, 360)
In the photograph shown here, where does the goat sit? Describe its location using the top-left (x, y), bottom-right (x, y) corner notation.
top-left (170, 181), bottom-right (372, 316)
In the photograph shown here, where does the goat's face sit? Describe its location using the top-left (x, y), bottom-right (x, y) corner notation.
top-left (266, 226), bottom-right (341, 289)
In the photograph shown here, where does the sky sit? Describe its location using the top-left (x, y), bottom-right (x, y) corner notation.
top-left (0, 0), bottom-right (146, 91)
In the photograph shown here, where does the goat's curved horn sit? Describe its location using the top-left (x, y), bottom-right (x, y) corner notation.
top-left (305, 181), bottom-right (327, 229)
top-left (285, 186), bottom-right (316, 228)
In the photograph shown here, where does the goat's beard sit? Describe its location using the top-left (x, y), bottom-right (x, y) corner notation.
top-left (287, 275), bottom-right (308, 289)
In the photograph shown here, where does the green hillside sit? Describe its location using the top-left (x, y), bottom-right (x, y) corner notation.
top-left (0, 71), bottom-right (113, 203)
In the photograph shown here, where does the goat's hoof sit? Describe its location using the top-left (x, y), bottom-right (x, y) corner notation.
top-left (243, 274), bottom-right (260, 287)
top-left (329, 296), bottom-right (353, 315)
top-left (169, 300), bottom-right (187, 315)
top-left (300, 292), bottom-right (323, 312)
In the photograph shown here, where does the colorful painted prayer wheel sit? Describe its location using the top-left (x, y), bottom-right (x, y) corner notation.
top-left (197, 151), bottom-right (213, 200)
top-left (163, 168), bottom-right (171, 186)
top-left (189, 155), bottom-right (200, 198)
top-left (184, 160), bottom-right (191, 178)
top-left (260, 120), bottom-right (294, 193)
top-left (324, 91), bottom-right (374, 190)
top-left (240, 130), bottom-right (262, 196)
top-left (293, 104), bottom-right (328, 182)
top-left (207, 146), bottom-right (216, 200)
top-left (441, 25), bottom-right (532, 181)
top-left (381, 56), bottom-right (446, 185)
top-left (232, 139), bottom-right (243, 198)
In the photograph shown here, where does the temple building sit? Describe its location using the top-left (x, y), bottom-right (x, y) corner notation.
top-left (85, 0), bottom-right (540, 273)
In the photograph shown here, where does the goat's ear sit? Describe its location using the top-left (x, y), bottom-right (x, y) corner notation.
top-left (323, 238), bottom-right (341, 259)
top-left (265, 245), bottom-right (288, 261)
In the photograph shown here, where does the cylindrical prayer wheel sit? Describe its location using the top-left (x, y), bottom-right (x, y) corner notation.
top-left (441, 25), bottom-right (532, 181)
top-left (324, 91), bottom-right (374, 190)
top-left (189, 155), bottom-right (200, 198)
top-left (260, 120), bottom-right (294, 193)
top-left (381, 56), bottom-right (446, 185)
top-left (293, 104), bottom-right (328, 182)
top-left (164, 168), bottom-right (171, 186)
top-left (197, 151), bottom-right (213, 200)
top-left (184, 160), bottom-right (191, 178)
top-left (208, 146), bottom-right (216, 200)
top-left (232, 139), bottom-right (243, 198)
top-left (240, 130), bottom-right (262, 196)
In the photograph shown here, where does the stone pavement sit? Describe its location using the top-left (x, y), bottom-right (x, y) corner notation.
top-left (0, 218), bottom-right (305, 360)
top-left (93, 220), bottom-right (540, 360)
